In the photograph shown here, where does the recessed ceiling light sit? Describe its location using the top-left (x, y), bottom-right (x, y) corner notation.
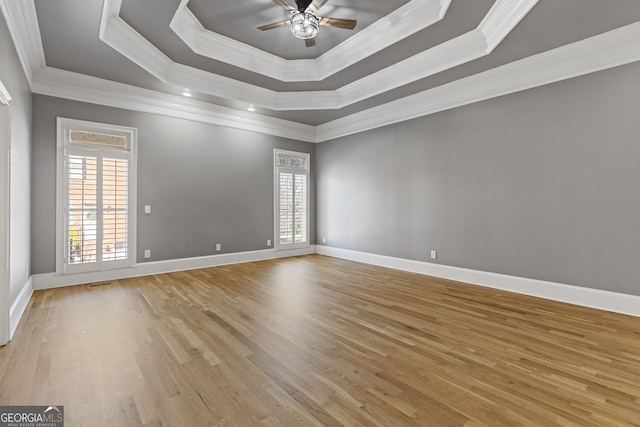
top-left (247, 106), bottom-right (256, 112)
top-left (182, 90), bottom-right (192, 97)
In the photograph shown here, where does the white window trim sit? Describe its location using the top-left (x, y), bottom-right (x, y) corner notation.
top-left (274, 149), bottom-right (310, 251)
top-left (56, 117), bottom-right (138, 275)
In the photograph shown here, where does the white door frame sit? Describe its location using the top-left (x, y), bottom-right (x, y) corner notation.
top-left (0, 80), bottom-right (11, 346)
top-left (274, 149), bottom-right (310, 251)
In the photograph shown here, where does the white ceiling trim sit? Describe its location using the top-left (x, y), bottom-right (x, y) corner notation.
top-left (170, 0), bottom-right (451, 82)
top-left (28, 21), bottom-right (640, 144)
top-left (99, 0), bottom-right (172, 82)
top-left (4, 0), bottom-right (638, 144)
top-left (315, 21), bottom-right (640, 141)
top-left (480, 0), bottom-right (538, 47)
top-left (0, 0), bottom-right (44, 85)
top-left (100, 0), bottom-right (537, 111)
top-left (31, 67), bottom-right (317, 142)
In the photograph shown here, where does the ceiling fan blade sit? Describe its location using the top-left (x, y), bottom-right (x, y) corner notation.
top-left (272, 0), bottom-right (296, 12)
top-left (257, 20), bottom-right (291, 31)
top-left (305, 37), bottom-right (316, 47)
top-left (318, 16), bottom-right (357, 30)
top-left (307, 0), bottom-right (328, 13)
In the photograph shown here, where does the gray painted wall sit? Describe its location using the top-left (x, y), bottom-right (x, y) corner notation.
top-left (0, 13), bottom-right (32, 304)
top-left (31, 95), bottom-right (315, 274)
top-left (316, 61), bottom-right (640, 296)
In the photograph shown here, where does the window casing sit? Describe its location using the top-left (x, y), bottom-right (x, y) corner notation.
top-left (57, 118), bottom-right (137, 274)
top-left (274, 150), bottom-right (310, 250)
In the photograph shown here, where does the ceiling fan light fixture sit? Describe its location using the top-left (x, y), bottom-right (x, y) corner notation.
top-left (290, 12), bottom-right (319, 39)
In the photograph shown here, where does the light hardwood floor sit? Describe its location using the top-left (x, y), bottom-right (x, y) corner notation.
top-left (1, 255), bottom-right (639, 426)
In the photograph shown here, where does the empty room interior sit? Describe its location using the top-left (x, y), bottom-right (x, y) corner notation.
top-left (1, 0), bottom-right (640, 425)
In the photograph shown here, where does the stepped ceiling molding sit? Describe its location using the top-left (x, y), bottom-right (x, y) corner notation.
top-left (170, 0), bottom-right (453, 82)
top-left (99, 0), bottom-right (538, 110)
top-left (2, 0), bottom-right (640, 141)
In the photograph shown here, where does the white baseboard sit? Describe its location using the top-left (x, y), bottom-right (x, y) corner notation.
top-left (9, 276), bottom-right (33, 339)
top-left (28, 244), bottom-right (640, 319)
top-left (33, 246), bottom-right (316, 290)
top-left (316, 246), bottom-right (640, 317)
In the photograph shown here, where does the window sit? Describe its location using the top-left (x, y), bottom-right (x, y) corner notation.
top-left (275, 150), bottom-right (309, 249)
top-left (57, 118), bottom-right (136, 274)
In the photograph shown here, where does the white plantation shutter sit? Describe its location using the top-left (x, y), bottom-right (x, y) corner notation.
top-left (67, 154), bottom-right (98, 265)
top-left (58, 118), bottom-right (136, 274)
top-left (279, 172), bottom-right (294, 245)
top-left (275, 150), bottom-right (309, 249)
top-left (102, 156), bottom-right (129, 262)
top-left (294, 173), bottom-right (307, 244)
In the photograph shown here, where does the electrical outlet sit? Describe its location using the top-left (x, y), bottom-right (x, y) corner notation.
top-left (144, 205), bottom-right (151, 214)
top-left (430, 250), bottom-right (437, 260)
top-left (322, 236), bottom-right (326, 244)
top-left (144, 249), bottom-right (151, 258)
top-left (215, 243), bottom-right (221, 252)
top-left (267, 239), bottom-right (271, 247)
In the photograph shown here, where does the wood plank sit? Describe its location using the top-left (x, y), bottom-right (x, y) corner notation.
top-left (1, 255), bottom-right (639, 426)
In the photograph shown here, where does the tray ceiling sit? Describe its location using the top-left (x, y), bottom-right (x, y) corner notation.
top-left (185, 0), bottom-right (410, 60)
top-left (2, 0), bottom-right (640, 140)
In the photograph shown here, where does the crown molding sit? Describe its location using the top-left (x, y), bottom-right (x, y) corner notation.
top-left (6, 0), bottom-right (638, 145)
top-left (99, 0), bottom-right (171, 82)
top-left (100, 0), bottom-right (535, 111)
top-left (479, 0), bottom-right (540, 49)
top-left (170, 0), bottom-right (452, 82)
top-left (31, 66), bottom-right (317, 142)
top-left (31, 16), bottom-right (640, 146)
top-left (170, 0), bottom-right (311, 82)
top-left (167, 63), bottom-right (281, 108)
top-left (29, 20), bottom-right (640, 145)
top-left (0, 0), bottom-right (45, 85)
top-left (338, 29), bottom-right (488, 103)
top-left (315, 21), bottom-right (640, 142)
top-left (316, 0), bottom-right (452, 81)
top-left (98, 0), bottom-right (121, 30)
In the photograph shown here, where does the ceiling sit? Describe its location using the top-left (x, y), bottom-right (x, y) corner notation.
top-left (187, 0), bottom-right (412, 60)
top-left (3, 0), bottom-right (640, 141)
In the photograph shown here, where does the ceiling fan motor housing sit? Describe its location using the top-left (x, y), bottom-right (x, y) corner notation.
top-left (295, 0), bottom-right (314, 12)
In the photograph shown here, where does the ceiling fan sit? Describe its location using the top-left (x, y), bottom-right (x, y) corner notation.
top-left (258, 0), bottom-right (357, 47)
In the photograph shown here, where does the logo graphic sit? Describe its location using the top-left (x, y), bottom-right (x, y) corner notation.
top-left (0, 405), bottom-right (64, 427)
top-left (44, 407), bottom-right (61, 414)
